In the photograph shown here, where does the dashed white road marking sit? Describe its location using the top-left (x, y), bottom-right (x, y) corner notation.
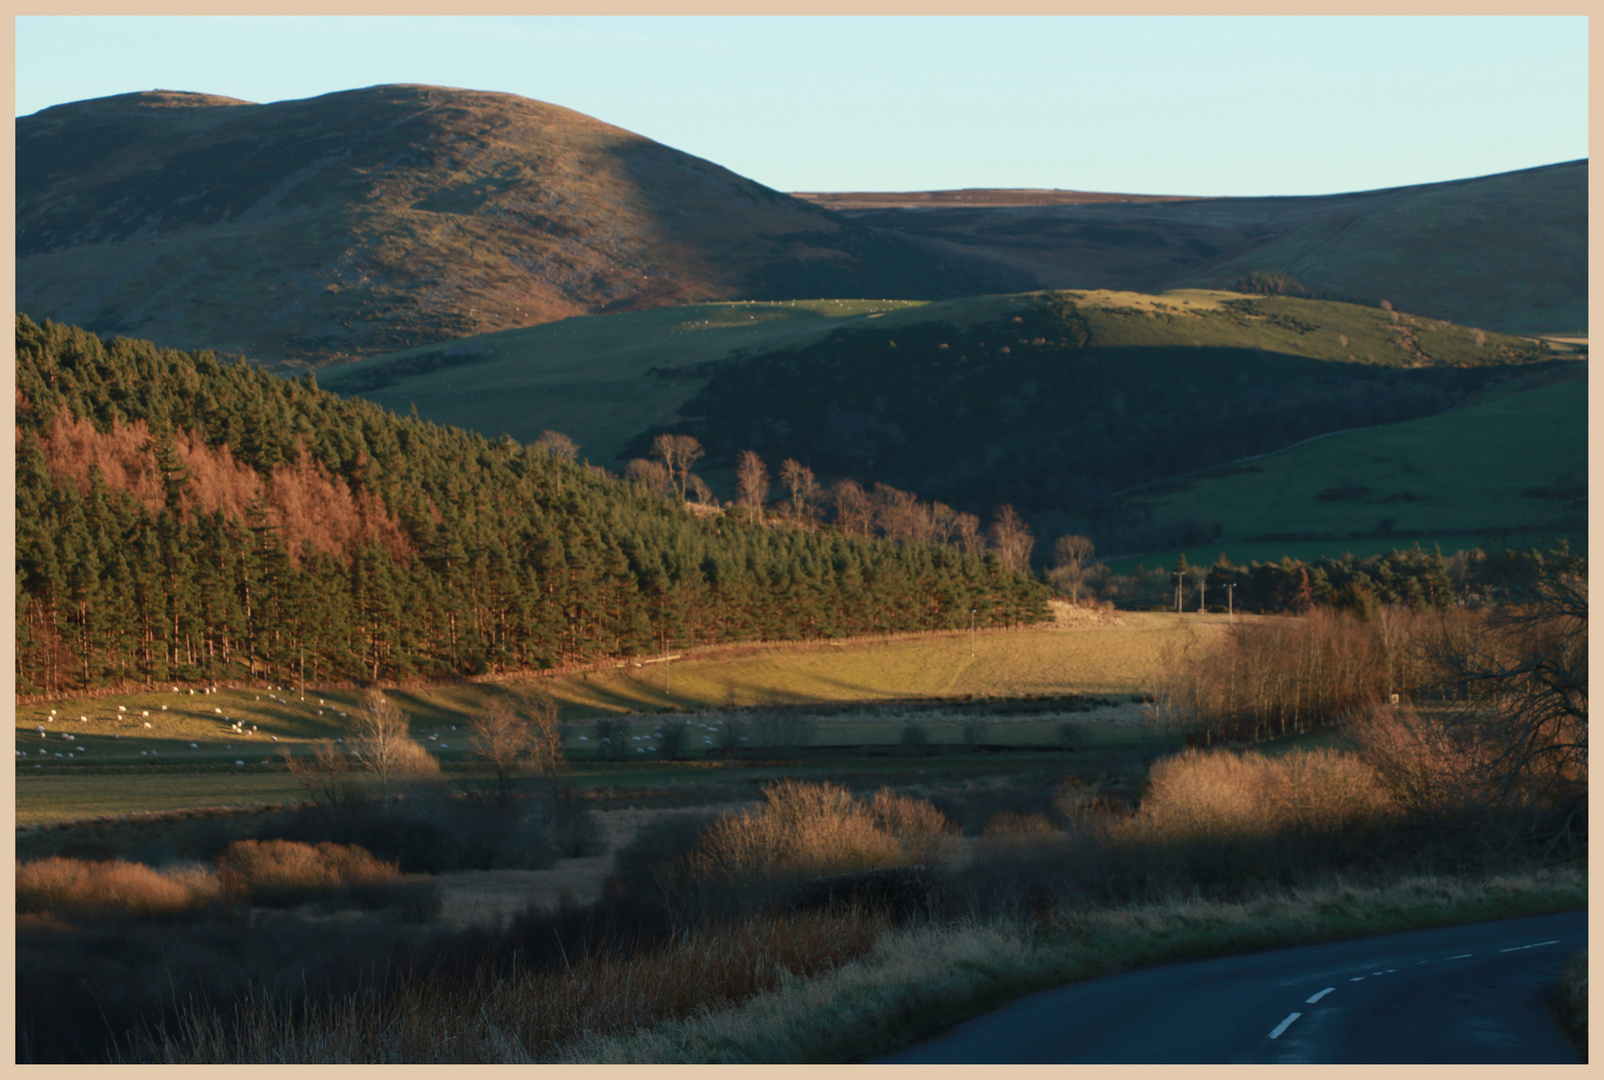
top-left (1306, 987), bottom-right (1336, 1004)
top-left (1449, 954), bottom-right (1473, 960)
top-left (1349, 977), bottom-right (1365, 982)
top-left (1269, 1013), bottom-right (1302, 1040)
top-left (1499, 940), bottom-right (1560, 953)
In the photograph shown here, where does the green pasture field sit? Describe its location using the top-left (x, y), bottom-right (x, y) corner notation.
top-left (317, 299), bottom-right (923, 463)
top-left (317, 288), bottom-right (1538, 475)
top-left (1111, 360), bottom-right (1585, 559)
top-left (16, 615), bottom-right (1229, 824)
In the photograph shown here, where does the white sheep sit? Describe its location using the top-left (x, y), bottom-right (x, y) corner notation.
top-left (144, 722), bottom-right (152, 729)
top-left (118, 705), bottom-right (126, 712)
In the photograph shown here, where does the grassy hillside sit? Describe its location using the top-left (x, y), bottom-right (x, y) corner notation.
top-left (1114, 361), bottom-right (1587, 555)
top-left (318, 299), bottom-right (923, 463)
top-left (635, 289), bottom-right (1548, 535)
top-left (805, 160), bottom-right (1587, 336)
top-left (1185, 161), bottom-right (1588, 336)
top-left (16, 86), bottom-right (1028, 367)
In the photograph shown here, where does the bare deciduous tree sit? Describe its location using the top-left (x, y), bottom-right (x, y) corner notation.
top-left (348, 691), bottom-right (437, 811)
top-left (1050, 534), bottom-right (1096, 604)
top-left (779, 458), bottom-right (819, 522)
top-left (954, 512), bottom-right (985, 557)
top-left (987, 504), bottom-right (1035, 574)
top-left (687, 473), bottom-right (715, 506)
top-left (534, 430), bottom-right (579, 462)
top-left (625, 458), bottom-right (674, 496)
top-left (735, 450), bottom-right (769, 522)
top-left (651, 433), bottom-right (705, 500)
top-left (832, 479), bottom-right (873, 537)
top-left (282, 740), bottom-right (364, 812)
top-left (468, 691), bottom-right (569, 809)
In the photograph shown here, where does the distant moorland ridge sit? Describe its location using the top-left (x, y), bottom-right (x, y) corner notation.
top-left (16, 85), bottom-right (1030, 367)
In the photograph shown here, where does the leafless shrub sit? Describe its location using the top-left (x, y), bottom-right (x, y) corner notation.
top-left (533, 430), bottom-right (578, 462)
top-left (217, 839), bottom-right (402, 907)
top-left (17, 857), bottom-right (227, 919)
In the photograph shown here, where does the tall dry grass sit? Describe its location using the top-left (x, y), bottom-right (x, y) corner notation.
top-left (217, 840), bottom-right (401, 907)
top-left (678, 780), bottom-right (955, 886)
top-left (149, 908), bottom-right (886, 1063)
top-left (1128, 746), bottom-right (1396, 843)
top-left (17, 857), bottom-right (227, 919)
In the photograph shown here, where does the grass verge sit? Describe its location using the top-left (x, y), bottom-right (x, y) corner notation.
top-left (562, 866), bottom-right (1585, 1063)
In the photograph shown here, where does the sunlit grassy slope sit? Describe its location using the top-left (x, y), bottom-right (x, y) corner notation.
top-left (317, 299), bottom-right (922, 462)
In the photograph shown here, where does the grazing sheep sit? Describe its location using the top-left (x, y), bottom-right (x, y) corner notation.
top-left (143, 722), bottom-right (152, 729)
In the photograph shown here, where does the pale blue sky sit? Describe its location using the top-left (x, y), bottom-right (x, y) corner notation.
top-left (14, 15), bottom-right (1589, 197)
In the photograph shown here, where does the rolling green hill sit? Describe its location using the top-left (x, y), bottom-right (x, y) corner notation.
top-left (16, 86), bottom-right (1028, 368)
top-left (630, 289), bottom-right (1550, 534)
top-left (317, 298), bottom-right (924, 463)
top-left (1105, 359), bottom-right (1586, 567)
top-left (319, 287), bottom-right (1563, 559)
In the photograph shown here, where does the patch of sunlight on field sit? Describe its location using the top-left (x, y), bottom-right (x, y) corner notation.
top-left (15, 772), bottom-right (310, 827)
top-left (534, 613), bottom-right (1231, 717)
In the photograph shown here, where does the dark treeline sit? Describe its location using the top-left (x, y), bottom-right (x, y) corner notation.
top-left (14, 315), bottom-right (1048, 695)
top-left (1093, 546), bottom-right (1510, 615)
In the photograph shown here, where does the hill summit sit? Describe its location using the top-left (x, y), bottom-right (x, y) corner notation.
top-left (16, 85), bottom-right (1029, 366)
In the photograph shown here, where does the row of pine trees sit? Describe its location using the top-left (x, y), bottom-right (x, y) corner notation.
top-left (15, 316), bottom-right (1048, 695)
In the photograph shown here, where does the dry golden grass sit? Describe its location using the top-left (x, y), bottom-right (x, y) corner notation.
top-left (679, 780), bottom-right (954, 885)
top-left (1127, 746), bottom-right (1396, 843)
top-left (17, 856), bottom-right (226, 918)
top-left (217, 840), bottom-right (400, 905)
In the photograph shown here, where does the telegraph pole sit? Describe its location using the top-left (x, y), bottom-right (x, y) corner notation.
top-left (1173, 571), bottom-right (1184, 613)
top-left (1227, 582), bottom-right (1235, 618)
top-left (970, 609), bottom-right (977, 657)
top-left (1200, 578), bottom-right (1207, 614)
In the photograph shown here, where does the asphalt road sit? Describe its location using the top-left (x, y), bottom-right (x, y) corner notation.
top-left (880, 910), bottom-right (1586, 1064)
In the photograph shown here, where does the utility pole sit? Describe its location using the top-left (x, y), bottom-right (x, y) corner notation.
top-left (1200, 578), bottom-right (1207, 615)
top-left (664, 637), bottom-right (670, 696)
top-left (1227, 582), bottom-right (1235, 618)
top-left (299, 641), bottom-right (305, 701)
top-left (1173, 571), bottom-right (1184, 613)
top-left (970, 609), bottom-right (976, 657)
